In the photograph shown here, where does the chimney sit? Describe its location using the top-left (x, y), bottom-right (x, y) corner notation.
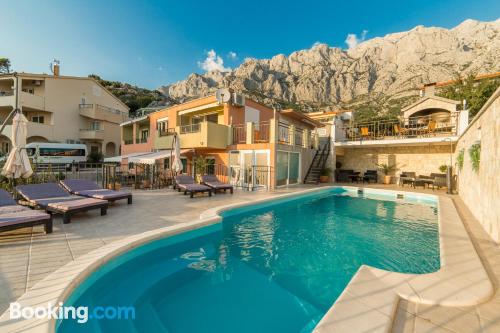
top-left (51, 59), bottom-right (60, 76)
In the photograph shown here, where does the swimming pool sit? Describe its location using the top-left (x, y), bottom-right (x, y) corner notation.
top-left (57, 187), bottom-right (440, 333)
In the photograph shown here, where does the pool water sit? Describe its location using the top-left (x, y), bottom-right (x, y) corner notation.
top-left (57, 188), bottom-right (439, 333)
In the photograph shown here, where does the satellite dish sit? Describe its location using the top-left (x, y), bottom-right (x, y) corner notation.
top-left (216, 88), bottom-right (231, 104)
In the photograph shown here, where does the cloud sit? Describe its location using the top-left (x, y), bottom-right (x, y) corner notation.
top-left (345, 30), bottom-right (368, 49)
top-left (227, 51), bottom-right (238, 60)
top-left (198, 49), bottom-right (230, 72)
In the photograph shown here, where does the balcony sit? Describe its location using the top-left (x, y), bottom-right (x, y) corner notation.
top-left (3, 122), bottom-right (54, 140)
top-left (0, 91), bottom-right (15, 107)
top-left (19, 91), bottom-right (45, 110)
top-left (79, 129), bottom-right (105, 141)
top-left (154, 121), bottom-right (229, 150)
top-left (335, 114), bottom-right (459, 146)
top-left (79, 104), bottom-right (128, 124)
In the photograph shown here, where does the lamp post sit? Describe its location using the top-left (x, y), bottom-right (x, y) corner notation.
top-left (442, 138), bottom-right (453, 194)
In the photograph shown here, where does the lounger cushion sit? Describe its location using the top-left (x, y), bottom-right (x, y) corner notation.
top-left (60, 179), bottom-right (100, 192)
top-left (177, 183), bottom-right (211, 191)
top-left (0, 205), bottom-right (29, 214)
top-left (174, 175), bottom-right (195, 185)
top-left (30, 196), bottom-right (83, 208)
top-left (0, 209), bottom-right (50, 227)
top-left (16, 183), bottom-right (71, 200)
top-left (47, 198), bottom-right (107, 212)
top-left (74, 189), bottom-right (130, 200)
top-left (204, 182), bottom-right (233, 189)
top-left (0, 189), bottom-right (17, 207)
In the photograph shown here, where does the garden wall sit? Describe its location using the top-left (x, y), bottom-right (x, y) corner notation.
top-left (455, 87), bottom-right (500, 243)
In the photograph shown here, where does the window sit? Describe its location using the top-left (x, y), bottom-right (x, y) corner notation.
top-left (32, 116), bottom-right (44, 124)
top-left (141, 129), bottom-right (149, 140)
top-left (276, 151), bottom-right (300, 186)
top-left (157, 120), bottom-right (168, 132)
top-left (1, 142), bottom-right (9, 154)
top-left (38, 148), bottom-right (86, 157)
top-left (206, 113), bottom-right (218, 124)
top-left (90, 121), bottom-right (101, 130)
top-left (90, 146), bottom-right (99, 154)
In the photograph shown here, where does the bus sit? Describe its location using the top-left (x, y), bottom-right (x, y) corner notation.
top-left (26, 143), bottom-right (88, 164)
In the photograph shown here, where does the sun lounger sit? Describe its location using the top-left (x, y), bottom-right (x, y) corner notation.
top-left (60, 179), bottom-right (132, 204)
top-left (174, 175), bottom-right (212, 198)
top-left (15, 183), bottom-right (108, 224)
top-left (0, 189), bottom-right (52, 234)
top-left (201, 175), bottom-right (234, 194)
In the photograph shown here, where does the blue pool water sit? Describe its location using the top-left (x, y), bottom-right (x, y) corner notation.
top-left (57, 188), bottom-right (439, 333)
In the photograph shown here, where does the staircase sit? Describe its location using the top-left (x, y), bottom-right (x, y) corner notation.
top-left (303, 137), bottom-right (331, 184)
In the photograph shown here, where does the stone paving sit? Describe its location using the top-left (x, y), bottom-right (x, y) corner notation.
top-left (1, 183), bottom-right (499, 333)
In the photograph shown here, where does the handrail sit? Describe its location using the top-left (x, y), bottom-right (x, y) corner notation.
top-left (179, 123), bottom-right (201, 134)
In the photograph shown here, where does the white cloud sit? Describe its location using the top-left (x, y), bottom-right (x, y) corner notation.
top-left (345, 30), bottom-right (368, 49)
top-left (198, 49), bottom-right (230, 72)
top-left (227, 51), bottom-right (238, 60)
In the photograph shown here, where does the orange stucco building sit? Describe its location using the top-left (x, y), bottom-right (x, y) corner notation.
top-left (119, 92), bottom-right (322, 189)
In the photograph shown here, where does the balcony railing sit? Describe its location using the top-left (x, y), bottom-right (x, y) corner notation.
top-left (294, 128), bottom-right (303, 147)
top-left (254, 122), bottom-right (270, 143)
top-left (232, 124), bottom-right (247, 144)
top-left (158, 128), bottom-right (176, 137)
top-left (278, 122), bottom-right (290, 144)
top-left (339, 114), bottom-right (458, 142)
top-left (179, 123), bottom-right (201, 134)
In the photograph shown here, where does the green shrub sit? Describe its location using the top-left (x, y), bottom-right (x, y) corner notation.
top-left (457, 149), bottom-right (465, 170)
top-left (468, 142), bottom-right (481, 173)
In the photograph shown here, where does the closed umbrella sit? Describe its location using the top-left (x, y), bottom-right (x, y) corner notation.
top-left (2, 113), bottom-right (33, 179)
top-left (171, 134), bottom-right (183, 174)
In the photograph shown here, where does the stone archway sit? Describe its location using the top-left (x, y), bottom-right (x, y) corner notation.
top-left (105, 142), bottom-right (116, 157)
top-left (27, 136), bottom-right (49, 144)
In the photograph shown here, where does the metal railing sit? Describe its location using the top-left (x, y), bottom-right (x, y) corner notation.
top-left (294, 128), bottom-right (303, 147)
top-left (158, 128), bottom-right (176, 137)
top-left (254, 122), bottom-right (270, 143)
top-left (278, 122), bottom-right (290, 144)
top-left (179, 123), bottom-right (201, 134)
top-left (135, 137), bottom-right (148, 144)
top-left (232, 124), bottom-right (247, 144)
top-left (340, 114), bottom-right (458, 141)
top-left (79, 103), bottom-right (126, 116)
top-left (0, 162), bottom-right (104, 192)
top-left (229, 165), bottom-right (271, 190)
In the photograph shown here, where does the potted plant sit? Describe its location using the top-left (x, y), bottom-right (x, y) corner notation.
top-left (438, 164), bottom-right (448, 173)
top-left (319, 167), bottom-right (332, 183)
top-left (193, 155), bottom-right (208, 183)
top-left (376, 163), bottom-right (398, 185)
top-left (107, 177), bottom-right (122, 190)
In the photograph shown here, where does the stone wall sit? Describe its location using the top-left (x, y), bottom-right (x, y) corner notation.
top-left (337, 145), bottom-right (453, 183)
top-left (455, 87), bottom-right (500, 243)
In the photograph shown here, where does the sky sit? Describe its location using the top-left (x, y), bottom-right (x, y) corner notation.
top-left (1, 0), bottom-right (499, 89)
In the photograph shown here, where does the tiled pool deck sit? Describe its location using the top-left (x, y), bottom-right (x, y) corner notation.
top-left (0, 184), bottom-right (499, 332)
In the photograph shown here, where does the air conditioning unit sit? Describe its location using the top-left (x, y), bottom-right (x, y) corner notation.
top-left (232, 93), bottom-right (245, 107)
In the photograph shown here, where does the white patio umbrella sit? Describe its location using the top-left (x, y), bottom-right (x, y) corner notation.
top-left (2, 113), bottom-right (33, 179)
top-left (171, 134), bottom-right (183, 174)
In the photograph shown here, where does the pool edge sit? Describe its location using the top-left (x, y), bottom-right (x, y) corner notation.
top-left (0, 186), bottom-right (492, 333)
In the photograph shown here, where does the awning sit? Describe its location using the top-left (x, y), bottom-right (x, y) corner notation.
top-left (128, 150), bottom-right (173, 165)
top-left (104, 152), bottom-right (150, 163)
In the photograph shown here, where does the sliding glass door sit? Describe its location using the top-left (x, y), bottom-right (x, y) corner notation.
top-left (276, 151), bottom-right (301, 186)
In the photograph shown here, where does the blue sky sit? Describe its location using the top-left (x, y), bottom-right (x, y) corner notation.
top-left (1, 0), bottom-right (499, 89)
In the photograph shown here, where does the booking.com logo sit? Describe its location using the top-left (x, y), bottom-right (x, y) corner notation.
top-left (9, 302), bottom-right (135, 324)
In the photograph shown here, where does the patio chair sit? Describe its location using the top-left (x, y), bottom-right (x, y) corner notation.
top-left (201, 175), bottom-right (234, 194)
top-left (399, 172), bottom-right (416, 187)
top-left (336, 169), bottom-right (354, 182)
top-left (0, 189), bottom-right (53, 234)
top-left (363, 170), bottom-right (378, 183)
top-left (431, 173), bottom-right (447, 190)
top-left (360, 127), bottom-right (372, 140)
top-left (174, 175), bottom-right (212, 198)
top-left (15, 183), bottom-right (108, 224)
top-left (60, 179), bottom-right (132, 204)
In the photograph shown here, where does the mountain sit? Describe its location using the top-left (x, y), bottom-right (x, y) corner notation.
top-left (158, 19), bottom-right (500, 113)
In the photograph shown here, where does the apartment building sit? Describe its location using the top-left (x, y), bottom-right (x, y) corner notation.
top-left (0, 66), bottom-right (129, 157)
top-left (120, 92), bottom-right (323, 188)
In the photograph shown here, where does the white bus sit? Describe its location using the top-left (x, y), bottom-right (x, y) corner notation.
top-left (26, 143), bottom-right (88, 164)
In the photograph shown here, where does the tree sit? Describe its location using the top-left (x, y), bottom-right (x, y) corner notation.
top-left (437, 72), bottom-right (500, 118)
top-left (0, 58), bottom-right (11, 74)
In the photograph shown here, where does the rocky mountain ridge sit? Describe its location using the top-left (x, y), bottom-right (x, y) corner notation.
top-left (158, 19), bottom-right (500, 112)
